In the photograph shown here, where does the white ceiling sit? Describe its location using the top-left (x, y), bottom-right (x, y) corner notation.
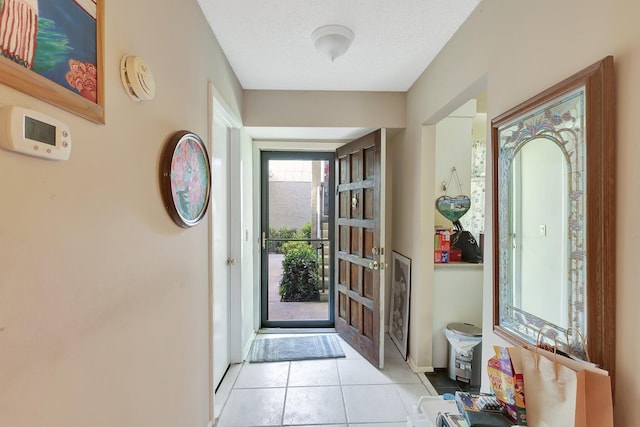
top-left (196, 0), bottom-right (481, 138)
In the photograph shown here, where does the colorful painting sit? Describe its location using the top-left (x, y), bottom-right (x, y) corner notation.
top-left (160, 131), bottom-right (211, 228)
top-left (171, 137), bottom-right (210, 222)
top-left (0, 0), bottom-right (103, 123)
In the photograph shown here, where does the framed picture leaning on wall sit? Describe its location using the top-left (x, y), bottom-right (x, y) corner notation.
top-left (390, 251), bottom-right (411, 360)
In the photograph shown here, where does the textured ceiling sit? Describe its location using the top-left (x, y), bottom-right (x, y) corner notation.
top-left (196, 0), bottom-right (481, 92)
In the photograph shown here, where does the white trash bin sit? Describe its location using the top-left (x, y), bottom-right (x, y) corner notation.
top-left (444, 322), bottom-right (482, 386)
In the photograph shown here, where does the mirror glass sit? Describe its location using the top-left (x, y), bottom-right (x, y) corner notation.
top-left (511, 139), bottom-right (569, 330)
top-left (496, 88), bottom-right (586, 349)
top-left (492, 56), bottom-right (615, 377)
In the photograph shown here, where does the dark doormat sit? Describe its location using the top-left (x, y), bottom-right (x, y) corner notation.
top-left (248, 334), bottom-right (345, 363)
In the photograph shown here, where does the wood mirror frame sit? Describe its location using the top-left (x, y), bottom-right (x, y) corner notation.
top-left (491, 56), bottom-right (615, 382)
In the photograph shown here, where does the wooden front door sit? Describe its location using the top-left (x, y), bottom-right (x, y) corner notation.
top-left (335, 130), bottom-right (386, 368)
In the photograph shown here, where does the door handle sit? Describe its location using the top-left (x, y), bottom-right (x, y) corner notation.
top-left (368, 261), bottom-right (380, 271)
top-left (226, 258), bottom-right (237, 265)
top-left (262, 232), bottom-right (267, 250)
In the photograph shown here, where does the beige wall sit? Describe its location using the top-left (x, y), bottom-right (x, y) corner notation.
top-left (3, 0), bottom-right (637, 425)
top-left (244, 90), bottom-right (406, 128)
top-left (397, 0), bottom-right (640, 424)
top-left (0, 1), bottom-right (242, 426)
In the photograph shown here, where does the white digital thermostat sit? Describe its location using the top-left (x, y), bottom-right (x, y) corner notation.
top-left (0, 106), bottom-right (71, 160)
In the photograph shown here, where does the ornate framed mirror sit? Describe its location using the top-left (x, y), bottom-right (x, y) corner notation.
top-left (491, 56), bottom-right (615, 379)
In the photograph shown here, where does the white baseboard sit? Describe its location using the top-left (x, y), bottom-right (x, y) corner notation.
top-left (242, 330), bottom-right (257, 360)
top-left (419, 373), bottom-right (440, 397)
top-left (407, 355), bottom-right (434, 373)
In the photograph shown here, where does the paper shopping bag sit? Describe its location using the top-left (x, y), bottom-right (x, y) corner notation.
top-left (520, 347), bottom-right (577, 427)
top-left (520, 347), bottom-right (613, 427)
top-left (574, 368), bottom-right (613, 427)
top-left (525, 345), bottom-right (613, 427)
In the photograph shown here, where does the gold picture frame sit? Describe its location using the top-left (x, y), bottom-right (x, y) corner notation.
top-left (0, 0), bottom-right (104, 124)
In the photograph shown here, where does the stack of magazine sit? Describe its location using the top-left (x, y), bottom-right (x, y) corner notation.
top-left (435, 392), bottom-right (513, 427)
top-left (435, 411), bottom-right (469, 427)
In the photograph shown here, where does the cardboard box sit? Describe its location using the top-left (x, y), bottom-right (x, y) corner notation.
top-left (487, 346), bottom-right (527, 425)
top-left (434, 250), bottom-right (449, 264)
top-left (434, 228), bottom-right (451, 264)
top-left (434, 228), bottom-right (451, 251)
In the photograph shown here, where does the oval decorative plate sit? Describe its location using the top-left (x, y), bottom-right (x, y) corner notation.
top-left (160, 131), bottom-right (211, 228)
top-left (435, 195), bottom-right (471, 222)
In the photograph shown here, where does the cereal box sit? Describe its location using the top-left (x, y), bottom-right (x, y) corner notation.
top-left (434, 228), bottom-right (451, 264)
top-left (487, 346), bottom-right (527, 425)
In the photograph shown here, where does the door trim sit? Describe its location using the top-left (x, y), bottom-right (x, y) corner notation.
top-left (220, 112), bottom-right (242, 364)
top-left (207, 82), bottom-right (242, 422)
top-left (379, 128), bottom-right (387, 365)
top-left (251, 142), bottom-right (345, 334)
top-left (259, 150), bottom-right (336, 328)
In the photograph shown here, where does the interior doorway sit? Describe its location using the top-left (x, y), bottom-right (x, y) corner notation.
top-left (260, 151), bottom-right (335, 328)
top-left (208, 84), bottom-right (243, 403)
top-left (211, 97), bottom-right (239, 392)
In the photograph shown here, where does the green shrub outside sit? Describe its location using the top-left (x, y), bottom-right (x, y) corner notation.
top-left (269, 222), bottom-right (312, 253)
top-left (268, 226), bottom-right (298, 253)
top-left (299, 222), bottom-right (312, 239)
top-left (279, 243), bottom-right (320, 302)
top-left (268, 222), bottom-right (319, 301)
top-left (281, 240), bottom-right (311, 256)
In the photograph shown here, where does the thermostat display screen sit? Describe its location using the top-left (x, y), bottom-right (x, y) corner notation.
top-left (25, 116), bottom-right (56, 146)
top-left (0, 106), bottom-right (71, 160)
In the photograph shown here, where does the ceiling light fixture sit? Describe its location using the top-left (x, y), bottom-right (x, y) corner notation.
top-left (311, 25), bottom-right (354, 62)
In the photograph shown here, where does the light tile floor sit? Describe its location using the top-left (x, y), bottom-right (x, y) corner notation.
top-left (215, 333), bottom-right (438, 427)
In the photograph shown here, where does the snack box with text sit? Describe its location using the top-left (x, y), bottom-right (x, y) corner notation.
top-left (434, 228), bottom-right (451, 251)
top-left (434, 250), bottom-right (450, 264)
top-left (487, 346), bottom-right (527, 425)
top-left (435, 228), bottom-right (451, 264)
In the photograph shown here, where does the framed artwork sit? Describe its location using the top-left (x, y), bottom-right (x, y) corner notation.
top-left (160, 131), bottom-right (211, 228)
top-left (390, 251), bottom-right (411, 359)
top-left (0, 0), bottom-right (104, 124)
